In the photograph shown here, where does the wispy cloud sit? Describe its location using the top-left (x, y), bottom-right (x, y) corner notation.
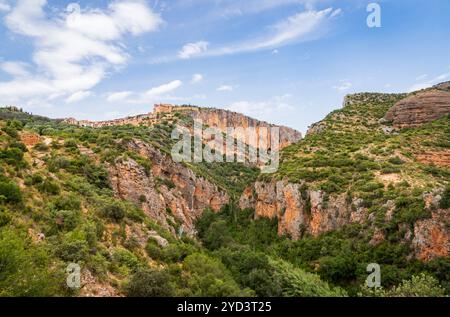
top-left (177, 8), bottom-right (339, 60)
top-left (227, 94), bottom-right (294, 120)
top-left (217, 85), bottom-right (234, 92)
top-left (408, 72), bottom-right (450, 92)
top-left (191, 73), bottom-right (203, 84)
top-left (333, 81), bottom-right (352, 91)
top-left (65, 90), bottom-right (92, 104)
top-left (0, 0), bottom-right (162, 103)
top-left (105, 80), bottom-right (186, 104)
top-left (0, 0), bottom-right (10, 12)
top-left (145, 80), bottom-right (183, 98)
top-left (106, 91), bottom-right (133, 102)
top-left (178, 41), bottom-right (209, 59)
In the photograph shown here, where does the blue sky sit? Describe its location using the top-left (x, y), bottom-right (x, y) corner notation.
top-left (0, 0), bottom-right (449, 133)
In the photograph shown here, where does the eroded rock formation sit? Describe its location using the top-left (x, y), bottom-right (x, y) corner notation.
top-left (108, 139), bottom-right (229, 235)
top-left (240, 180), bottom-right (449, 261)
top-left (384, 89), bottom-right (450, 128)
top-left (239, 180), bottom-right (368, 240)
top-left (64, 104), bottom-right (302, 150)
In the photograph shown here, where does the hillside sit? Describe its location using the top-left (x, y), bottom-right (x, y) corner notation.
top-left (0, 83), bottom-right (449, 297)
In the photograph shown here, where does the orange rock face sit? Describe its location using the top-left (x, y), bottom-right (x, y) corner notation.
top-left (20, 132), bottom-right (40, 148)
top-left (416, 151), bottom-right (450, 168)
top-left (108, 139), bottom-right (229, 236)
top-left (241, 180), bottom-right (368, 239)
top-left (413, 210), bottom-right (449, 261)
top-left (63, 104), bottom-right (302, 150)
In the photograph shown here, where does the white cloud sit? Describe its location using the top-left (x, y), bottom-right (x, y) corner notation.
top-left (65, 90), bottom-right (92, 103)
top-left (217, 85), bottom-right (234, 92)
top-left (105, 80), bottom-right (186, 104)
top-left (145, 80), bottom-right (183, 97)
top-left (177, 8), bottom-right (338, 59)
top-left (333, 81), bottom-right (352, 91)
top-left (1, 61), bottom-right (30, 77)
top-left (271, 49), bottom-right (279, 55)
top-left (0, 0), bottom-right (162, 102)
top-left (408, 73), bottom-right (450, 92)
top-left (0, 0), bottom-right (10, 12)
top-left (178, 41), bottom-right (209, 59)
top-left (106, 91), bottom-right (133, 102)
top-left (191, 73), bottom-right (203, 84)
top-left (227, 95), bottom-right (294, 119)
top-left (330, 8), bottom-right (342, 18)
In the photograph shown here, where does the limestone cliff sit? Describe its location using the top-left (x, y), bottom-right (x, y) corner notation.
top-left (240, 180), bottom-right (449, 261)
top-left (64, 104), bottom-right (302, 150)
top-left (108, 139), bottom-right (229, 236)
top-left (239, 180), bottom-right (368, 240)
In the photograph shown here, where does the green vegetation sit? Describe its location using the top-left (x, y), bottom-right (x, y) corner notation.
top-left (0, 95), bottom-right (448, 298)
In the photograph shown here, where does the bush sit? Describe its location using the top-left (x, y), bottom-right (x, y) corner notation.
top-left (34, 142), bottom-right (49, 152)
top-left (53, 194), bottom-right (81, 211)
top-left (53, 210), bottom-right (81, 231)
top-left (113, 248), bottom-right (140, 272)
top-left (0, 228), bottom-right (63, 296)
top-left (360, 274), bottom-right (446, 297)
top-left (270, 258), bottom-right (347, 297)
top-left (439, 186), bottom-right (450, 209)
top-left (0, 148), bottom-right (24, 163)
top-left (0, 179), bottom-right (22, 203)
top-left (101, 203), bottom-right (125, 222)
top-left (180, 253), bottom-right (254, 297)
top-left (55, 238), bottom-right (88, 262)
top-left (38, 179), bottom-right (60, 195)
top-left (125, 269), bottom-right (174, 297)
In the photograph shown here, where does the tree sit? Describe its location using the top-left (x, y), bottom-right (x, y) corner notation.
top-left (125, 269), bottom-right (174, 297)
top-left (360, 274), bottom-right (446, 297)
top-left (180, 253), bottom-right (254, 297)
top-left (0, 228), bottom-right (63, 296)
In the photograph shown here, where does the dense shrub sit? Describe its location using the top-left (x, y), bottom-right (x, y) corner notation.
top-left (359, 274), bottom-right (446, 297)
top-left (101, 203), bottom-right (125, 222)
top-left (55, 238), bottom-right (89, 262)
top-left (125, 269), bottom-right (174, 297)
top-left (0, 228), bottom-right (63, 296)
top-left (38, 179), bottom-right (61, 195)
top-left (113, 248), bottom-right (141, 273)
top-left (180, 253), bottom-right (254, 297)
top-left (0, 178), bottom-right (22, 203)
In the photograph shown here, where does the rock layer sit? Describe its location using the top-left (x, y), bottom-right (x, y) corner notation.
top-left (384, 89), bottom-right (450, 128)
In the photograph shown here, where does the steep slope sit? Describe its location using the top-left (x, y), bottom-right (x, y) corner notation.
top-left (240, 91), bottom-right (449, 253)
top-left (0, 83), bottom-right (449, 298)
top-left (0, 107), bottom-right (263, 296)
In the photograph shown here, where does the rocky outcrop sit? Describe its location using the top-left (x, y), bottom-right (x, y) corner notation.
top-left (413, 210), bottom-right (449, 261)
top-left (20, 132), bottom-right (40, 148)
top-left (415, 151), bottom-right (450, 168)
top-left (185, 108), bottom-right (302, 149)
top-left (384, 89), bottom-right (450, 128)
top-left (64, 104), bottom-right (302, 150)
top-left (241, 181), bottom-right (449, 261)
top-left (108, 139), bottom-right (229, 236)
top-left (239, 180), bottom-right (368, 239)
